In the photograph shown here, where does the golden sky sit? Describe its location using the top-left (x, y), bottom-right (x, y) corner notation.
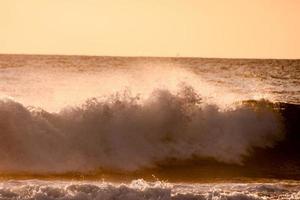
top-left (0, 0), bottom-right (299, 58)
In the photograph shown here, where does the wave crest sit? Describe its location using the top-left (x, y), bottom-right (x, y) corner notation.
top-left (0, 86), bottom-right (283, 173)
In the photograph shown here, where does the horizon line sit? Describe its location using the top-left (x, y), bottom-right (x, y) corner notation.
top-left (0, 53), bottom-right (299, 61)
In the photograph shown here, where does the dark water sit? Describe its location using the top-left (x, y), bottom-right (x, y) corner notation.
top-left (0, 55), bottom-right (299, 199)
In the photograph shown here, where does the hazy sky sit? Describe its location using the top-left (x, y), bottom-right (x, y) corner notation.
top-left (0, 0), bottom-right (299, 58)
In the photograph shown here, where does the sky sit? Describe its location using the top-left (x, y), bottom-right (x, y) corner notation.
top-left (0, 0), bottom-right (299, 59)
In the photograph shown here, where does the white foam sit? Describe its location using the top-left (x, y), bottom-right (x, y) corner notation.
top-left (0, 179), bottom-right (299, 200)
top-left (0, 86), bottom-right (283, 172)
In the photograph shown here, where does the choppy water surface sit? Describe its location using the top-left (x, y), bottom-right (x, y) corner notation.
top-left (0, 179), bottom-right (299, 200)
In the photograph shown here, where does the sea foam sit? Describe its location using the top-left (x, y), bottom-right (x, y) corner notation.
top-left (0, 86), bottom-right (283, 173)
top-left (0, 179), bottom-right (299, 200)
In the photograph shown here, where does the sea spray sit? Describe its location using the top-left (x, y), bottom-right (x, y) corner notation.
top-left (0, 86), bottom-right (283, 173)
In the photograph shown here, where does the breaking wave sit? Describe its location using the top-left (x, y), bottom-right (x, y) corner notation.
top-left (0, 86), bottom-right (284, 173)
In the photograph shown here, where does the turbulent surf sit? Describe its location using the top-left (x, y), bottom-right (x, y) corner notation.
top-left (0, 179), bottom-right (300, 200)
top-left (0, 55), bottom-right (299, 199)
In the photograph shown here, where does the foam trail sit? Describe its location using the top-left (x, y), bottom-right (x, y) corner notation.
top-left (0, 179), bottom-right (298, 200)
top-left (0, 86), bottom-right (283, 173)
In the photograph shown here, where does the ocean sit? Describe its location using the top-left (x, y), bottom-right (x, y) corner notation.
top-left (0, 54), bottom-right (299, 199)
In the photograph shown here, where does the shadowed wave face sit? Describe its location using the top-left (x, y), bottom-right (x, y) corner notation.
top-left (0, 86), bottom-right (284, 174)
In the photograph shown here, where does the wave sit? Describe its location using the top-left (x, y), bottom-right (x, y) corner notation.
top-left (0, 86), bottom-right (284, 174)
top-left (0, 179), bottom-right (299, 200)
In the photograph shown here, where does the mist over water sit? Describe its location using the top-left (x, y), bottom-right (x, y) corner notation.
top-left (1, 55), bottom-right (299, 112)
